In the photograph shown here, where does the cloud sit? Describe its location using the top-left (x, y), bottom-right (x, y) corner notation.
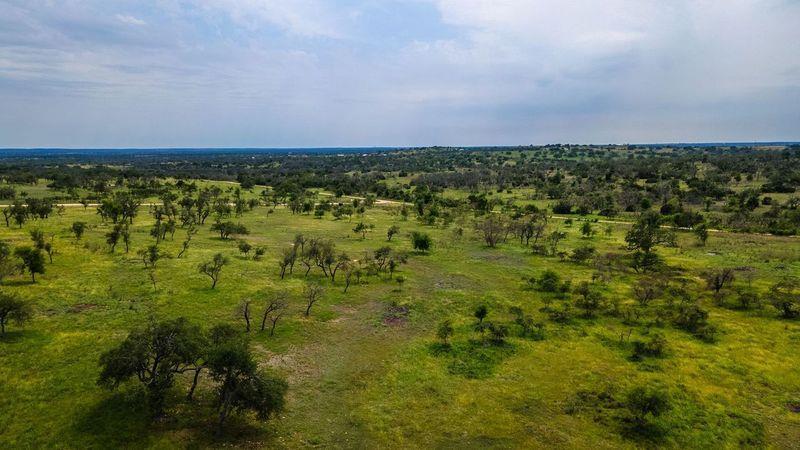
top-left (115, 14), bottom-right (146, 26)
top-left (0, 0), bottom-right (798, 147)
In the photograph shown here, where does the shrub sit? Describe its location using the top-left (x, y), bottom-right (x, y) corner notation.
top-left (631, 333), bottom-right (667, 360)
top-left (410, 231), bottom-right (432, 252)
top-left (625, 386), bottom-right (671, 434)
top-left (536, 270), bottom-right (563, 292)
top-left (569, 245), bottom-right (596, 264)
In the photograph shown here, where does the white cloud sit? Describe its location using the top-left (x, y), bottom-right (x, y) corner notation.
top-left (0, 0), bottom-right (798, 146)
top-left (196, 0), bottom-right (353, 38)
top-left (115, 14), bottom-right (146, 26)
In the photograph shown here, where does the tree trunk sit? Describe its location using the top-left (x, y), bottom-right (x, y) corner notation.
top-left (187, 367), bottom-right (202, 400)
top-left (270, 318), bottom-right (279, 336)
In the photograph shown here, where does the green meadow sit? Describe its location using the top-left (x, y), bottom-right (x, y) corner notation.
top-left (0, 186), bottom-right (799, 448)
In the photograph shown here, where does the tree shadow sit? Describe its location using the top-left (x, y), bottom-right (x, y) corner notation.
top-left (2, 278), bottom-right (36, 287)
top-left (0, 329), bottom-right (28, 343)
top-left (74, 388), bottom-right (277, 448)
top-left (73, 389), bottom-right (155, 448)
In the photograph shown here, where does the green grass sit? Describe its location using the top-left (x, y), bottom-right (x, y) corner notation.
top-left (0, 196), bottom-right (798, 448)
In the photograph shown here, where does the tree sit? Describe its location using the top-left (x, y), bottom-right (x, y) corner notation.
top-left (278, 246), bottom-right (297, 279)
top-left (199, 253), bottom-right (228, 289)
top-left (0, 241), bottom-right (17, 284)
top-left (71, 221), bottom-right (87, 240)
top-left (97, 191), bottom-right (141, 224)
top-left (704, 268), bottom-right (735, 303)
top-left (44, 240), bottom-right (55, 263)
top-left (574, 281), bottom-right (603, 317)
top-left (387, 224), bottom-right (400, 241)
top-left (410, 231), bottom-right (432, 252)
top-left (211, 221), bottom-right (248, 239)
top-left (509, 306), bottom-right (545, 340)
top-left (625, 386), bottom-right (671, 431)
top-left (476, 215), bottom-right (507, 247)
top-left (238, 299), bottom-right (253, 332)
top-left (260, 291), bottom-right (289, 336)
top-left (10, 200), bottom-right (27, 228)
top-left (486, 323), bottom-right (509, 345)
top-left (632, 278), bottom-right (663, 307)
top-left (436, 319), bottom-right (454, 346)
top-left (769, 279), bottom-right (800, 319)
top-left (474, 304), bottom-right (488, 325)
top-left (14, 247), bottom-right (45, 282)
top-left (177, 226), bottom-right (197, 258)
top-left (303, 283), bottom-right (323, 317)
top-left (625, 211), bottom-right (676, 272)
top-left (205, 324), bottom-right (288, 432)
top-left (580, 221), bottom-right (595, 238)
top-left (97, 317), bottom-right (206, 417)
top-left (353, 222), bottom-right (374, 240)
top-left (121, 225), bottom-right (132, 253)
top-left (105, 224), bottom-right (126, 252)
top-left (238, 241), bottom-right (252, 258)
top-left (30, 229), bottom-right (46, 250)
top-left (0, 292), bottom-right (32, 335)
top-left (138, 245), bottom-right (162, 269)
top-left (569, 245), bottom-right (595, 264)
top-left (693, 223), bottom-right (708, 246)
top-left (546, 230), bottom-right (567, 256)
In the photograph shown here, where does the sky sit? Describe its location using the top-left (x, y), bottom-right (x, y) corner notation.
top-left (0, 0), bottom-right (799, 148)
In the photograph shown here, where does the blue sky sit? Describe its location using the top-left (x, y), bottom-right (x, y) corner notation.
top-left (1, 0), bottom-right (798, 148)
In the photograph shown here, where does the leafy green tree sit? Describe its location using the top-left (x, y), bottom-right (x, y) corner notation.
top-left (138, 244), bottom-right (162, 269)
top-left (546, 230), bottom-right (567, 256)
top-left (625, 211), bottom-right (675, 272)
top-left (353, 222), bottom-right (374, 240)
top-left (0, 292), bottom-right (32, 335)
top-left (769, 279), bottom-right (799, 319)
top-left (625, 386), bottom-right (671, 431)
top-left (693, 223), bottom-right (708, 246)
top-left (97, 317), bottom-right (206, 417)
top-left (199, 253), bottom-right (228, 289)
top-left (436, 319), bottom-right (454, 345)
top-left (238, 241), bottom-right (252, 258)
top-left (486, 323), bottom-right (509, 345)
top-left (574, 281), bottom-right (603, 317)
top-left (410, 231), bottom-right (432, 252)
top-left (14, 247), bottom-right (45, 282)
top-left (704, 268), bottom-right (735, 303)
top-left (71, 221), bottom-right (87, 240)
top-left (211, 221), bottom-right (248, 239)
top-left (205, 324), bottom-right (288, 431)
top-left (44, 241), bottom-right (55, 263)
top-left (474, 304), bottom-right (488, 325)
top-left (0, 241), bottom-right (18, 284)
top-left (580, 221), bottom-right (595, 238)
top-left (387, 224), bottom-right (400, 241)
top-left (569, 245), bottom-right (596, 264)
top-left (105, 224), bottom-right (126, 252)
top-left (29, 229), bottom-right (46, 250)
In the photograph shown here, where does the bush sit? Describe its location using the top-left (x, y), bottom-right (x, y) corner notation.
top-left (673, 303), bottom-right (717, 342)
top-left (569, 245), bottom-right (596, 264)
top-left (631, 333), bottom-right (667, 360)
top-left (410, 231), bottom-right (432, 252)
top-left (624, 386), bottom-right (671, 435)
top-left (535, 269), bottom-right (568, 293)
top-left (552, 200), bottom-right (573, 214)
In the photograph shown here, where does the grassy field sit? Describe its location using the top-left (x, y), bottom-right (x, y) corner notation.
top-left (0, 189), bottom-right (799, 448)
